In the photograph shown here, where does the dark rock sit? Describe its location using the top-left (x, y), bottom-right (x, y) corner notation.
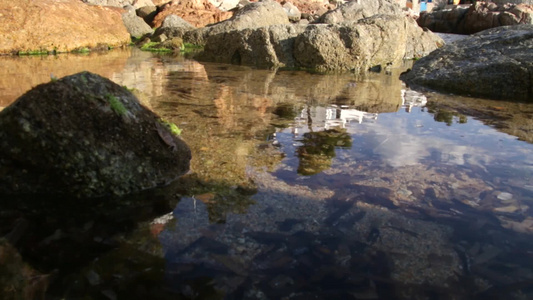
top-left (400, 25), bottom-right (533, 101)
top-left (0, 72), bottom-right (191, 198)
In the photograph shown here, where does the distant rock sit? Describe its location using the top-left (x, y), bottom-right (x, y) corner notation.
top-left (82, 0), bottom-right (156, 9)
top-left (122, 6), bottom-right (154, 38)
top-left (400, 25), bottom-right (533, 101)
top-left (209, 0), bottom-right (240, 11)
top-left (199, 14), bottom-right (442, 72)
top-left (151, 0), bottom-right (232, 28)
top-left (0, 0), bottom-right (131, 54)
top-left (283, 2), bottom-right (302, 23)
top-left (0, 72), bottom-right (191, 197)
top-left (153, 15), bottom-right (196, 40)
top-left (418, 2), bottom-right (533, 34)
top-left (276, 0), bottom-right (334, 18)
top-left (136, 5), bottom-right (158, 25)
top-left (317, 0), bottom-right (403, 24)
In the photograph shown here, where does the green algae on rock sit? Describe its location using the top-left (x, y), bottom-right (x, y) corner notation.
top-left (0, 71), bottom-right (191, 198)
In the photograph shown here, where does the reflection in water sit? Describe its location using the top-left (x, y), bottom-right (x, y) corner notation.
top-left (0, 51), bottom-right (532, 299)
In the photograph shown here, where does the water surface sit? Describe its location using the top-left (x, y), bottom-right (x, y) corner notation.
top-left (1, 49), bottom-right (532, 299)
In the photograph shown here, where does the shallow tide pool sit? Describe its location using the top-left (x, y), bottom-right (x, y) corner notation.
top-left (1, 49), bottom-right (532, 299)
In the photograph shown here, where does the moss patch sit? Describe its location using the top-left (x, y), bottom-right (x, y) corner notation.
top-left (106, 94), bottom-right (127, 115)
top-left (158, 118), bottom-right (181, 136)
top-left (141, 42), bottom-right (173, 53)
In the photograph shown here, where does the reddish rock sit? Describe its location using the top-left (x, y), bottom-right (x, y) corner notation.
top-left (0, 0), bottom-right (131, 54)
top-left (152, 0), bottom-right (233, 28)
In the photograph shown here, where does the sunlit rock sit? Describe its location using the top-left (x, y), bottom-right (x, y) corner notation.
top-left (0, 72), bottom-right (191, 198)
top-left (0, 0), bottom-right (130, 54)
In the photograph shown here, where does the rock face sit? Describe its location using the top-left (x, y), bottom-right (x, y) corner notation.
top-left (418, 2), bottom-right (533, 34)
top-left (199, 24), bottom-right (306, 68)
top-left (199, 14), bottom-right (443, 72)
top-left (0, 0), bottom-right (131, 54)
top-left (400, 25), bottom-right (533, 101)
top-left (151, 0), bottom-right (233, 28)
top-left (318, 0), bottom-right (403, 24)
top-left (0, 72), bottom-right (191, 198)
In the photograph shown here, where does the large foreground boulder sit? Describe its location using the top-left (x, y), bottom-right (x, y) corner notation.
top-left (400, 25), bottom-right (533, 101)
top-left (0, 72), bottom-right (191, 198)
top-left (199, 14), bottom-right (443, 72)
top-left (0, 0), bottom-right (131, 54)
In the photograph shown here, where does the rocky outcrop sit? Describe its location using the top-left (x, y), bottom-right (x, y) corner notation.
top-left (418, 2), bottom-right (533, 34)
top-left (318, 0), bottom-right (403, 24)
top-left (0, 0), bottom-right (131, 54)
top-left (122, 6), bottom-right (154, 38)
top-left (151, 0), bottom-right (233, 28)
top-left (199, 14), bottom-right (443, 72)
top-left (0, 72), bottom-right (191, 198)
top-left (400, 25), bottom-right (533, 101)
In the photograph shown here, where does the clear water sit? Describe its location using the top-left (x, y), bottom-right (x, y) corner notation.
top-left (1, 49), bottom-right (532, 299)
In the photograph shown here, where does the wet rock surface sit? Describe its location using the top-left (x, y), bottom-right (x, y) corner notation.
top-left (0, 71), bottom-right (191, 197)
top-left (400, 25), bottom-right (533, 101)
top-left (0, 0), bottom-right (131, 54)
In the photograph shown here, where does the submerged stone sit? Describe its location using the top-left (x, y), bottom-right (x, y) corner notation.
top-left (0, 71), bottom-right (191, 198)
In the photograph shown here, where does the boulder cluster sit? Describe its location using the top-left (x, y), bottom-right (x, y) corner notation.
top-left (0, 0), bottom-right (443, 73)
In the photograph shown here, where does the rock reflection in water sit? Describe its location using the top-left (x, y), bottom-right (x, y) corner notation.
top-left (1, 51), bottom-right (532, 299)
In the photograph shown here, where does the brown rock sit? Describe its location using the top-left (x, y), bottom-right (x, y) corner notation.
top-left (152, 0), bottom-right (233, 28)
top-left (0, 0), bottom-right (131, 54)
